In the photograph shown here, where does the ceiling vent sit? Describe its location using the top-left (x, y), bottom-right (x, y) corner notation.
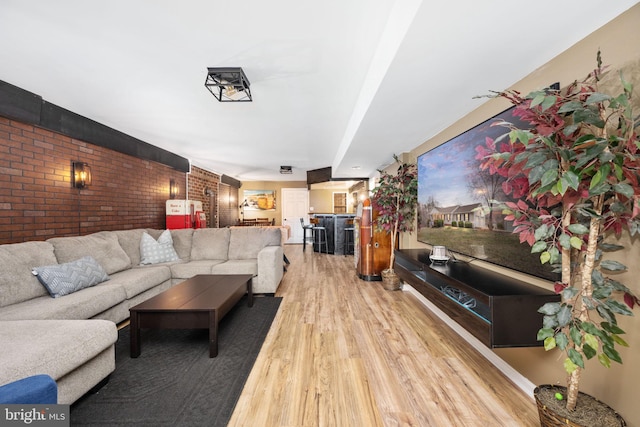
top-left (280, 166), bottom-right (293, 174)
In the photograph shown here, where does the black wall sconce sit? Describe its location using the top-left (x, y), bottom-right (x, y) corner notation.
top-left (72, 161), bottom-right (92, 189)
top-left (169, 178), bottom-right (178, 199)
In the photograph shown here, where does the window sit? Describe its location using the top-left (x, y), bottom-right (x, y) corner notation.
top-left (333, 192), bottom-right (347, 213)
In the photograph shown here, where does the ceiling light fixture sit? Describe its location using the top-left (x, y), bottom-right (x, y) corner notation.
top-left (204, 67), bottom-right (252, 102)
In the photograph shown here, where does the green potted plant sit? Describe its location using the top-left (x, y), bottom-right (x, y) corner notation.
top-left (477, 51), bottom-right (639, 426)
top-left (370, 154), bottom-right (418, 290)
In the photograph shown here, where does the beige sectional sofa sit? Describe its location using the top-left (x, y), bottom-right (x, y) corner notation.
top-left (0, 227), bottom-right (283, 404)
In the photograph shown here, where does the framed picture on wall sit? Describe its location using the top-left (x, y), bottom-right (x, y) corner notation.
top-left (243, 190), bottom-right (276, 211)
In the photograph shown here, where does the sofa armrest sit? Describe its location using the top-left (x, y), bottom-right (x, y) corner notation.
top-left (256, 246), bottom-right (284, 294)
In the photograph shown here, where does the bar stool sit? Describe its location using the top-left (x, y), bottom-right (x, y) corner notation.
top-left (310, 217), bottom-right (328, 254)
top-left (343, 218), bottom-right (355, 256)
top-left (299, 218), bottom-right (314, 252)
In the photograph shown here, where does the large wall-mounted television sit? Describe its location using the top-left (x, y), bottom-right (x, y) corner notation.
top-left (416, 106), bottom-right (558, 281)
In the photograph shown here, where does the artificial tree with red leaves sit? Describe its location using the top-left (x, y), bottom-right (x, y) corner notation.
top-left (477, 51), bottom-right (640, 414)
top-left (371, 154), bottom-right (418, 284)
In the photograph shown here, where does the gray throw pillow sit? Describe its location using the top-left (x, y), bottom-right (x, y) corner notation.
top-left (32, 256), bottom-right (110, 298)
top-left (140, 230), bottom-right (180, 265)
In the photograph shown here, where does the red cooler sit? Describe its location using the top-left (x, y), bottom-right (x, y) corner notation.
top-left (166, 200), bottom-right (203, 229)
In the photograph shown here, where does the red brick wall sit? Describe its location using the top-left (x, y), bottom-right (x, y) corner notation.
top-left (187, 166), bottom-right (220, 228)
top-left (0, 116), bottom-right (191, 244)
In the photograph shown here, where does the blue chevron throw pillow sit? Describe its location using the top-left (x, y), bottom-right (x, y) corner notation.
top-left (33, 256), bottom-right (110, 298)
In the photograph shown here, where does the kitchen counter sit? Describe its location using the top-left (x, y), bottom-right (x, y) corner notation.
top-left (311, 214), bottom-right (355, 255)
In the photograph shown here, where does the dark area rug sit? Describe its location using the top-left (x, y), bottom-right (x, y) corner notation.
top-left (71, 296), bottom-right (281, 426)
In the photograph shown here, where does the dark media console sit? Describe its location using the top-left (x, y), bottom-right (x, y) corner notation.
top-left (394, 249), bottom-right (559, 348)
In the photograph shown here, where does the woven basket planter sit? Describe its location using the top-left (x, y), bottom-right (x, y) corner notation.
top-left (534, 385), bottom-right (625, 427)
top-left (381, 270), bottom-right (401, 291)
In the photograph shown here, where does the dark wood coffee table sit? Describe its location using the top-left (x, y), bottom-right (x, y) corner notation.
top-left (129, 274), bottom-right (253, 358)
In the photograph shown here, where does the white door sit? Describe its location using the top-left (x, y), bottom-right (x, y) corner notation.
top-left (281, 188), bottom-right (309, 243)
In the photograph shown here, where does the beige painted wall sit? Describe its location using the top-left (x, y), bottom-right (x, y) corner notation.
top-left (239, 181), bottom-right (307, 225)
top-left (309, 189), bottom-right (358, 214)
top-left (308, 189), bottom-right (334, 214)
top-left (402, 4), bottom-right (640, 425)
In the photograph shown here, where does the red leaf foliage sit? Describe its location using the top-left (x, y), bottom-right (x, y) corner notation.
top-left (624, 292), bottom-right (637, 309)
top-left (554, 282), bottom-right (568, 294)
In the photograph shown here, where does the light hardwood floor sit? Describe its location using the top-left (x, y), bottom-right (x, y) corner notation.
top-left (228, 246), bottom-right (539, 426)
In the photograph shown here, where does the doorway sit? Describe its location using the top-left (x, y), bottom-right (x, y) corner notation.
top-left (281, 188), bottom-right (309, 244)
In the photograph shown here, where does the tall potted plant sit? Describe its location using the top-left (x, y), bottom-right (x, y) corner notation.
top-left (477, 51), bottom-right (639, 426)
top-left (371, 154), bottom-right (418, 290)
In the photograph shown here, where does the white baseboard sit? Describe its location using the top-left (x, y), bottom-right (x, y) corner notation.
top-left (402, 284), bottom-right (536, 398)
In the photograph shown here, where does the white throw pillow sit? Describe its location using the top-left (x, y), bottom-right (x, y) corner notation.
top-left (140, 230), bottom-right (180, 265)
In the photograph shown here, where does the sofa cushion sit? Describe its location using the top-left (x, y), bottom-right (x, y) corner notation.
top-left (0, 283), bottom-right (126, 321)
top-left (190, 228), bottom-right (230, 261)
top-left (114, 228), bottom-right (190, 267)
top-left (32, 256), bottom-right (110, 298)
top-left (0, 241), bottom-right (56, 308)
top-left (169, 260), bottom-right (226, 279)
top-left (140, 230), bottom-right (180, 265)
top-left (112, 229), bottom-right (146, 267)
top-left (169, 228), bottom-right (194, 262)
top-left (211, 259), bottom-right (258, 276)
top-left (0, 319), bottom-right (117, 388)
top-left (48, 232), bottom-right (131, 275)
top-left (109, 265), bottom-right (172, 299)
top-left (228, 228), bottom-right (281, 260)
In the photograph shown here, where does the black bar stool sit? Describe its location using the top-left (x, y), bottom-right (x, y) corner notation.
top-left (299, 218), bottom-right (314, 252)
top-left (310, 217), bottom-right (328, 254)
top-left (343, 218), bottom-right (355, 256)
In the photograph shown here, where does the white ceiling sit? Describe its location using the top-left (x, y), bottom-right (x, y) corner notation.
top-left (1, 1), bottom-right (637, 182)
